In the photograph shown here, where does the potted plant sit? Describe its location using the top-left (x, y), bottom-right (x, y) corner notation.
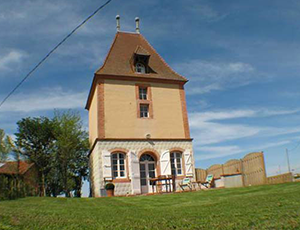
top-left (105, 182), bottom-right (115, 197)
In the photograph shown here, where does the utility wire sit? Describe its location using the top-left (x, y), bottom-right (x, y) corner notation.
top-left (0, 0), bottom-right (113, 109)
top-left (288, 140), bottom-right (300, 152)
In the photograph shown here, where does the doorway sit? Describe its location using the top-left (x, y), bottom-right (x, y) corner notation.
top-left (139, 154), bottom-right (156, 194)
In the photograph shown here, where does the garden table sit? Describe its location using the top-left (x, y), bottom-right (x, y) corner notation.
top-left (150, 176), bottom-right (174, 193)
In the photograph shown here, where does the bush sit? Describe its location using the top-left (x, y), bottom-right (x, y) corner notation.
top-left (105, 183), bottom-right (115, 190)
top-left (0, 175), bottom-right (30, 200)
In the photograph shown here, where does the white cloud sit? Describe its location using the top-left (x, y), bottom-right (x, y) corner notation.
top-left (0, 87), bottom-right (87, 112)
top-left (177, 60), bottom-right (254, 81)
top-left (176, 60), bottom-right (269, 95)
top-left (190, 109), bottom-right (259, 145)
top-left (0, 1), bottom-right (114, 71)
top-left (186, 83), bottom-right (221, 95)
top-left (194, 145), bottom-right (242, 160)
top-left (192, 121), bottom-right (260, 145)
top-left (189, 99), bottom-right (211, 110)
top-left (281, 91), bottom-right (300, 98)
top-left (190, 110), bottom-right (255, 123)
top-left (258, 141), bottom-right (291, 150)
top-left (190, 108), bottom-right (300, 161)
top-left (0, 51), bottom-right (26, 72)
top-left (190, 109), bottom-right (300, 123)
top-left (195, 140), bottom-right (291, 161)
top-left (186, 3), bottom-right (228, 22)
top-left (190, 108), bottom-right (300, 146)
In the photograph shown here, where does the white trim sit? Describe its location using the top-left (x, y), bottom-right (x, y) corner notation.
top-left (111, 152), bottom-right (126, 179)
top-left (170, 151), bottom-right (183, 176)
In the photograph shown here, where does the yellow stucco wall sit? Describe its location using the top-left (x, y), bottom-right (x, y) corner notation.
top-left (88, 86), bottom-right (98, 144)
top-left (103, 79), bottom-right (185, 138)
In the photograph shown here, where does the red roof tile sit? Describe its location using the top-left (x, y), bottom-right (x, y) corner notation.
top-left (96, 32), bottom-right (187, 82)
top-left (0, 161), bottom-right (34, 175)
top-left (135, 45), bottom-right (150, 56)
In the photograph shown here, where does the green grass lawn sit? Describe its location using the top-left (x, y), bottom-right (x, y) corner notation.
top-left (0, 183), bottom-right (300, 230)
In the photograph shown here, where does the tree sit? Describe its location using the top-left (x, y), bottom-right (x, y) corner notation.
top-left (14, 111), bottom-right (89, 198)
top-left (15, 117), bottom-right (56, 196)
top-left (53, 111), bottom-right (89, 197)
top-left (0, 129), bottom-right (13, 162)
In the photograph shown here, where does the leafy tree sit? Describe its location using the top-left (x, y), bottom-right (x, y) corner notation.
top-left (0, 129), bottom-right (13, 162)
top-left (14, 111), bottom-right (89, 198)
top-left (15, 117), bottom-right (56, 196)
top-left (53, 111), bottom-right (89, 197)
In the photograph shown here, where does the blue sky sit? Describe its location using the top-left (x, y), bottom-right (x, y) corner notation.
top-left (1, 0), bottom-right (300, 195)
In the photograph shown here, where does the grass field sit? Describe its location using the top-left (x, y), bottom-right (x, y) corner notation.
top-left (0, 183), bottom-right (300, 230)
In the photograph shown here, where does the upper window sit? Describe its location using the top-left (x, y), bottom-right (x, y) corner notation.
top-left (170, 152), bottom-right (183, 176)
top-left (112, 153), bottom-right (126, 178)
top-left (135, 63), bottom-right (146, 74)
top-left (140, 104), bottom-right (149, 118)
top-left (139, 87), bottom-right (147, 100)
top-left (136, 84), bottom-right (152, 119)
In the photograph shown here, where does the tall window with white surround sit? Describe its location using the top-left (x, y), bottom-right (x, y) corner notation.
top-left (170, 152), bottom-right (183, 176)
top-left (112, 153), bottom-right (126, 178)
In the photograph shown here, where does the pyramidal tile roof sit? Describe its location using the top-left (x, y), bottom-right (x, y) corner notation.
top-left (95, 32), bottom-right (187, 82)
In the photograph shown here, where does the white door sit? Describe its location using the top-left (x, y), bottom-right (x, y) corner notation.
top-left (139, 154), bottom-right (156, 194)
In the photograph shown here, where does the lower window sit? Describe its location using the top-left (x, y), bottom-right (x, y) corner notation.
top-left (112, 153), bottom-right (126, 178)
top-left (140, 104), bottom-right (149, 118)
top-left (170, 152), bottom-right (183, 176)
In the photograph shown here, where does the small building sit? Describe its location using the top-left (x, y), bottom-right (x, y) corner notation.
top-left (0, 161), bottom-right (39, 193)
top-left (86, 17), bottom-right (195, 197)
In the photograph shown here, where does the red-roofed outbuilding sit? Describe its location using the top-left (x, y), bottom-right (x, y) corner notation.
top-left (0, 161), bottom-right (39, 193)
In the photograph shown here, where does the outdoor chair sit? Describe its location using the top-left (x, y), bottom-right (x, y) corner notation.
top-left (179, 178), bottom-right (193, 191)
top-left (201, 174), bottom-right (214, 188)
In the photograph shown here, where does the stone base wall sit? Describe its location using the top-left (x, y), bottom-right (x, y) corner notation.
top-left (89, 143), bottom-right (103, 197)
top-left (115, 182), bottom-right (132, 196)
top-left (89, 140), bottom-right (194, 197)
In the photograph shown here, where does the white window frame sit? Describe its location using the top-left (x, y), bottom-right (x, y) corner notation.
top-left (139, 87), bottom-right (147, 100)
top-left (140, 104), bottom-right (149, 118)
top-left (135, 63), bottom-right (146, 74)
top-left (111, 153), bottom-right (126, 179)
top-left (170, 152), bottom-right (183, 176)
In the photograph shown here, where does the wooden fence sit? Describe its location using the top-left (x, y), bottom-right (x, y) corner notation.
top-left (267, 172), bottom-right (293, 185)
top-left (196, 152), bottom-right (267, 186)
top-left (195, 168), bottom-right (206, 182)
top-left (242, 152), bottom-right (267, 186)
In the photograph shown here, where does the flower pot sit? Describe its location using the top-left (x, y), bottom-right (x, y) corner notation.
top-left (106, 189), bottom-right (114, 197)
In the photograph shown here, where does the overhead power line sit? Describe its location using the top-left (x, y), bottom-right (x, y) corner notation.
top-left (0, 0), bottom-right (113, 109)
top-left (288, 140), bottom-right (300, 152)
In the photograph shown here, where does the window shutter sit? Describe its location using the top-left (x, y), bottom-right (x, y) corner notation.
top-left (102, 150), bottom-right (112, 179)
top-left (184, 150), bottom-right (193, 176)
top-left (129, 151), bottom-right (141, 194)
top-left (160, 150), bottom-right (171, 176)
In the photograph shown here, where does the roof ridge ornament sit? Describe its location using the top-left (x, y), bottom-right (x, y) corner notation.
top-left (135, 17), bottom-right (140, 34)
top-left (116, 15), bottom-right (120, 32)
